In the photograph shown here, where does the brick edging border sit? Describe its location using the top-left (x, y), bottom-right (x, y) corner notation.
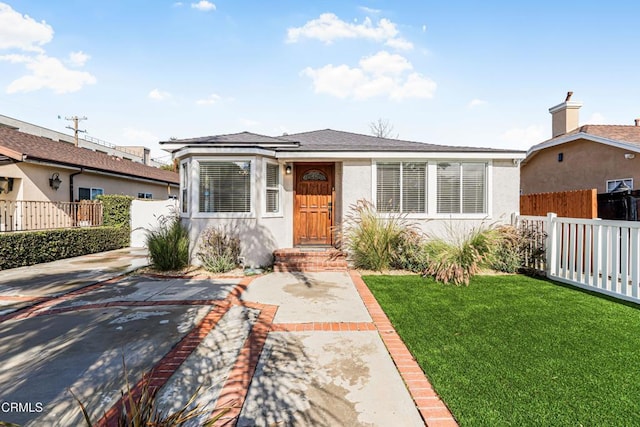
top-left (349, 270), bottom-right (458, 427)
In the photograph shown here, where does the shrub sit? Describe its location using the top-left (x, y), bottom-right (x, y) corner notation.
top-left (146, 215), bottom-right (189, 271)
top-left (490, 225), bottom-right (523, 273)
top-left (0, 227), bottom-right (129, 270)
top-left (97, 194), bottom-right (133, 228)
top-left (197, 227), bottom-right (241, 273)
top-left (394, 229), bottom-right (431, 272)
top-left (422, 226), bottom-right (501, 286)
top-left (342, 199), bottom-right (418, 271)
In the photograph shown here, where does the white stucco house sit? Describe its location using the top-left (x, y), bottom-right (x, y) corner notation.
top-left (160, 129), bottom-right (526, 267)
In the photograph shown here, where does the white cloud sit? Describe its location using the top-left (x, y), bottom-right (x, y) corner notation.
top-left (173, 2), bottom-right (184, 6)
top-left (2, 54), bottom-right (96, 94)
top-left (191, 1), bottom-right (215, 12)
top-left (468, 98), bottom-right (487, 108)
top-left (0, 3), bottom-right (53, 52)
top-left (148, 88), bottom-right (171, 101)
top-left (359, 6), bottom-right (381, 15)
top-left (422, 25), bottom-right (427, 32)
top-left (122, 127), bottom-right (159, 145)
top-left (287, 13), bottom-right (398, 44)
top-left (196, 93), bottom-right (221, 105)
top-left (360, 51), bottom-right (412, 75)
top-left (385, 37), bottom-right (413, 51)
top-left (67, 51), bottom-right (89, 67)
top-left (500, 125), bottom-right (545, 147)
top-left (302, 51), bottom-right (436, 101)
top-left (587, 112), bottom-right (605, 124)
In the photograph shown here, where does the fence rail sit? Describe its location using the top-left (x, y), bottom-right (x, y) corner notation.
top-left (515, 213), bottom-right (640, 304)
top-left (0, 200), bottom-right (103, 232)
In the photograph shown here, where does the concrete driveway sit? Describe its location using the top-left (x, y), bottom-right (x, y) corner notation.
top-left (0, 250), bottom-right (455, 426)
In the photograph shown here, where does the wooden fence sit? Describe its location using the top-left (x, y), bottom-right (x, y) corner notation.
top-left (515, 213), bottom-right (640, 304)
top-left (0, 200), bottom-right (103, 232)
top-left (520, 189), bottom-right (598, 219)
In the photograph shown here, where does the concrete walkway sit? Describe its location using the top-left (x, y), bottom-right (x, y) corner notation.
top-left (0, 250), bottom-right (457, 426)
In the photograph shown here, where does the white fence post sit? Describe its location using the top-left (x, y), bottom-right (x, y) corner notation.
top-left (545, 213), bottom-right (557, 277)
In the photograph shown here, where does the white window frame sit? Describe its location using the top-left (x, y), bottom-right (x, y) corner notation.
top-left (192, 156), bottom-right (255, 219)
top-left (180, 160), bottom-right (190, 216)
top-left (373, 161), bottom-right (428, 215)
top-left (263, 159), bottom-right (283, 217)
top-left (606, 178), bottom-right (633, 193)
top-left (137, 192), bottom-right (153, 199)
top-left (372, 159), bottom-right (492, 219)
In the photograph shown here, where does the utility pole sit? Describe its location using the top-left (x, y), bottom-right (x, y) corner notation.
top-left (65, 116), bottom-right (87, 147)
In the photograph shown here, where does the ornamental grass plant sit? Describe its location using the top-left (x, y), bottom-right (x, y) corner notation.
top-left (146, 215), bottom-right (190, 271)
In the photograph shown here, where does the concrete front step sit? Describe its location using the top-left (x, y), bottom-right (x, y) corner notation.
top-left (273, 248), bottom-right (348, 272)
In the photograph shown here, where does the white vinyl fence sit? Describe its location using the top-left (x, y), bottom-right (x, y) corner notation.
top-left (515, 213), bottom-right (640, 303)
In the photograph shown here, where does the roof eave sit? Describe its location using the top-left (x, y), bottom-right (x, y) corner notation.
top-left (524, 132), bottom-right (640, 164)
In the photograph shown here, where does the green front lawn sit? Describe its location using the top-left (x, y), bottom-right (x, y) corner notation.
top-left (364, 275), bottom-right (640, 426)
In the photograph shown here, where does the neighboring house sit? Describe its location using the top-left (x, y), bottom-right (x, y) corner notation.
top-left (161, 129), bottom-right (525, 266)
top-left (521, 94), bottom-right (640, 194)
top-left (0, 127), bottom-right (179, 204)
top-left (0, 114), bottom-right (169, 168)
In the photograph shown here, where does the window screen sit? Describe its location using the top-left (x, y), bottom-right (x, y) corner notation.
top-left (199, 161), bottom-right (251, 213)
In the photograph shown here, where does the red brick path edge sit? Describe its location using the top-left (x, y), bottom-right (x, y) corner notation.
top-left (349, 270), bottom-right (459, 427)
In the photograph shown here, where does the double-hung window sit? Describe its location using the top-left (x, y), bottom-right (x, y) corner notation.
top-left (437, 162), bottom-right (486, 214)
top-left (265, 162), bottom-right (281, 214)
top-left (376, 162), bottom-right (426, 213)
top-left (199, 161), bottom-right (251, 213)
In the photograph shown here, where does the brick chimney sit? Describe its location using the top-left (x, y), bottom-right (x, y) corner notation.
top-left (549, 91), bottom-right (582, 138)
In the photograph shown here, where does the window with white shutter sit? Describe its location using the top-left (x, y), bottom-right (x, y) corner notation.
top-left (265, 162), bottom-right (280, 214)
top-left (199, 161), bottom-right (251, 213)
top-left (376, 162), bottom-right (426, 213)
top-left (437, 162), bottom-right (486, 214)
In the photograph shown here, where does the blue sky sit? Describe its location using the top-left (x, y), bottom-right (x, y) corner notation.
top-left (1, 1), bottom-right (640, 160)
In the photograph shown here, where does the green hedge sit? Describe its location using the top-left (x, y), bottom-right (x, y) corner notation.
top-left (97, 194), bottom-right (133, 228)
top-left (0, 226), bottom-right (129, 270)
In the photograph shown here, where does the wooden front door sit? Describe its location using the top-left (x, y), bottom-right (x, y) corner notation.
top-left (294, 164), bottom-right (334, 245)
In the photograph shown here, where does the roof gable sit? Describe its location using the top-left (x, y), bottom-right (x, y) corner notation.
top-left (0, 127), bottom-right (179, 184)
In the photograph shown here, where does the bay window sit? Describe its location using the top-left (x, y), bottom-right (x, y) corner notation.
top-left (199, 160), bottom-right (251, 213)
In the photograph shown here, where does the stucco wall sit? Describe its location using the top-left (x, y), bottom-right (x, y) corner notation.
top-left (181, 156), bottom-right (521, 267)
top-left (0, 162), bottom-right (178, 202)
top-left (130, 199), bottom-right (179, 247)
top-left (521, 139), bottom-right (640, 194)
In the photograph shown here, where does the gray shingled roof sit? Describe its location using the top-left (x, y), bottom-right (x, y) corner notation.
top-left (164, 128), bottom-right (522, 153)
top-left (279, 129), bottom-right (518, 152)
top-left (0, 127), bottom-right (179, 184)
top-left (160, 131), bottom-right (298, 146)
